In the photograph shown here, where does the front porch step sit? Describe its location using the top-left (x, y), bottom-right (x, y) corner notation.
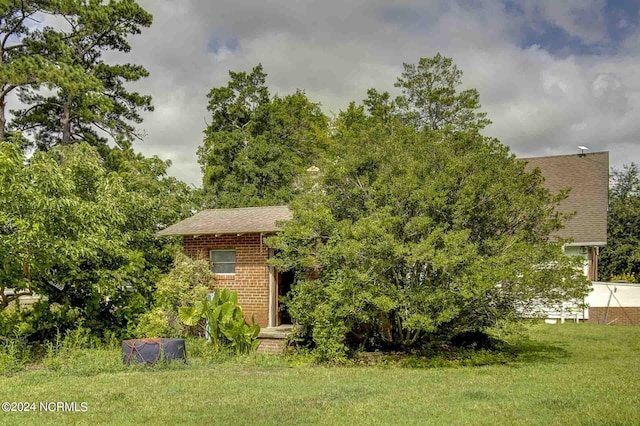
top-left (257, 325), bottom-right (293, 353)
top-left (258, 324), bottom-right (293, 339)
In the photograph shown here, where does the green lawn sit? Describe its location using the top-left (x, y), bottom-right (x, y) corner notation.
top-left (1, 323), bottom-right (639, 425)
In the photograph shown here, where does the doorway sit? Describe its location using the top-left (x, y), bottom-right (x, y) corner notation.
top-left (277, 270), bottom-right (294, 325)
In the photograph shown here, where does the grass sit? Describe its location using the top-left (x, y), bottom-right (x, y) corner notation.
top-left (1, 323), bottom-right (640, 425)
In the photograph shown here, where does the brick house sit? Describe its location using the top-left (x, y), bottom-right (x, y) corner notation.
top-left (157, 206), bottom-right (293, 330)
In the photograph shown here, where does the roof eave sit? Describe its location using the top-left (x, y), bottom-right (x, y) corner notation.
top-left (564, 241), bottom-right (607, 247)
top-left (156, 229), bottom-right (283, 237)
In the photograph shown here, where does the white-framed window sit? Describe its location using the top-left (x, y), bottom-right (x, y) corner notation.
top-left (210, 249), bottom-right (236, 274)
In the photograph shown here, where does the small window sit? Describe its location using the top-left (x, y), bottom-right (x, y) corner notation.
top-left (210, 250), bottom-right (236, 274)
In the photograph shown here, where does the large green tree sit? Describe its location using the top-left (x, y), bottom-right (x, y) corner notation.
top-left (269, 121), bottom-right (588, 360)
top-left (0, 1), bottom-right (196, 340)
top-left (599, 164), bottom-right (640, 281)
top-left (0, 140), bottom-right (191, 339)
top-left (1, 0), bottom-right (152, 149)
top-left (198, 64), bottom-right (328, 208)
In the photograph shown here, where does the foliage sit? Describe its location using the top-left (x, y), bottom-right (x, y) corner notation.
top-left (0, 304), bottom-right (35, 338)
top-left (1, 325), bottom-right (640, 424)
top-left (268, 121), bottom-right (589, 358)
top-left (0, 302), bottom-right (85, 343)
top-left (198, 64), bottom-right (328, 207)
top-left (608, 272), bottom-right (637, 283)
top-left (4, 0), bottom-right (153, 148)
top-left (599, 163), bottom-right (640, 281)
top-left (0, 0), bottom-right (61, 141)
top-left (131, 308), bottom-right (183, 339)
top-left (179, 289), bottom-right (260, 354)
top-left (394, 53), bottom-right (491, 131)
top-left (0, 141), bottom-right (191, 340)
top-left (132, 253), bottom-right (213, 338)
top-left (154, 253), bottom-right (214, 311)
top-left (0, 336), bottom-right (28, 375)
top-left (0, 1), bottom-right (195, 345)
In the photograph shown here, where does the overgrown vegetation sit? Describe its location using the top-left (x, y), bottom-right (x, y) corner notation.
top-left (0, 1), bottom-right (194, 343)
top-left (197, 64), bottom-right (329, 208)
top-left (268, 57), bottom-right (589, 360)
top-left (1, 324), bottom-right (639, 425)
top-left (179, 289), bottom-right (260, 354)
top-left (0, 141), bottom-right (192, 341)
top-left (132, 253), bottom-right (213, 338)
top-left (0, 0), bottom-right (598, 365)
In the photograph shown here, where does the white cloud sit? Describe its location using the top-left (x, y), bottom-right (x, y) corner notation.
top-left (100, 0), bottom-right (640, 185)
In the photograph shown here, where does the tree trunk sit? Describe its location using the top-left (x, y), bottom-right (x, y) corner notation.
top-left (62, 102), bottom-right (71, 144)
top-left (0, 95), bottom-right (5, 142)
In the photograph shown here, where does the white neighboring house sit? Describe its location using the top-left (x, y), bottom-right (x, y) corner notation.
top-left (521, 152), bottom-right (611, 322)
top-left (521, 151), bottom-right (609, 281)
top-left (519, 151), bottom-right (640, 324)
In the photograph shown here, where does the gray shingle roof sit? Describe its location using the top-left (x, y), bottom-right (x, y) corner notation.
top-left (157, 206), bottom-right (292, 236)
top-left (521, 152), bottom-right (609, 245)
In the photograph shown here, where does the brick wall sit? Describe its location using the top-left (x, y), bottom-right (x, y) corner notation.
top-left (183, 233), bottom-right (270, 327)
top-left (588, 307), bottom-right (640, 325)
top-left (256, 338), bottom-right (286, 354)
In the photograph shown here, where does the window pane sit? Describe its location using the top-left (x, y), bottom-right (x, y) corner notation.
top-left (211, 250), bottom-right (235, 263)
top-left (213, 262), bottom-right (235, 274)
top-left (210, 250), bottom-right (236, 274)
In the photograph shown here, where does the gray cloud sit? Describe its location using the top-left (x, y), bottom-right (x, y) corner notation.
top-left (114, 0), bottom-right (640, 186)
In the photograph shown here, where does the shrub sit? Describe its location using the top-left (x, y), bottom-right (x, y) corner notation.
top-left (131, 308), bottom-right (184, 338)
top-left (268, 122), bottom-right (589, 359)
top-left (131, 253), bottom-right (213, 338)
top-left (609, 272), bottom-right (637, 283)
top-left (154, 253), bottom-right (212, 311)
top-left (0, 305), bottom-right (34, 338)
top-left (0, 337), bottom-right (29, 375)
top-left (179, 289), bottom-right (260, 355)
top-left (311, 318), bottom-right (349, 364)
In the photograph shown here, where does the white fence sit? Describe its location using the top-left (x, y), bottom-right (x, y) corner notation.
top-left (586, 282), bottom-right (640, 308)
top-left (538, 282), bottom-right (640, 322)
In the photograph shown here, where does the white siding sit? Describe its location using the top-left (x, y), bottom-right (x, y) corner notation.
top-left (563, 245), bottom-right (589, 277)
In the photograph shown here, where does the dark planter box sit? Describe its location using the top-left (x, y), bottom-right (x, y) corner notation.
top-left (122, 338), bottom-right (186, 365)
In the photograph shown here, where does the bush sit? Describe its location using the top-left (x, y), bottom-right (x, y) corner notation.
top-left (609, 272), bottom-right (637, 283)
top-left (132, 308), bottom-right (184, 338)
top-left (0, 337), bottom-right (29, 375)
top-left (0, 305), bottom-right (34, 338)
top-left (179, 289), bottom-right (260, 355)
top-left (268, 122), bottom-right (589, 359)
top-left (131, 253), bottom-right (212, 338)
top-left (154, 253), bottom-right (212, 311)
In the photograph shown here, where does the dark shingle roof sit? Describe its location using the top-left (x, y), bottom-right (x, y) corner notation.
top-left (157, 206), bottom-right (292, 236)
top-left (521, 152), bottom-right (609, 245)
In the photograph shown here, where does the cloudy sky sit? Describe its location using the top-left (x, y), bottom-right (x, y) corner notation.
top-left (121, 0), bottom-right (640, 186)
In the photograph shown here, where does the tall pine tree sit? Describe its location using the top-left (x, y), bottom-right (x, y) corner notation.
top-left (5, 0), bottom-right (152, 149)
